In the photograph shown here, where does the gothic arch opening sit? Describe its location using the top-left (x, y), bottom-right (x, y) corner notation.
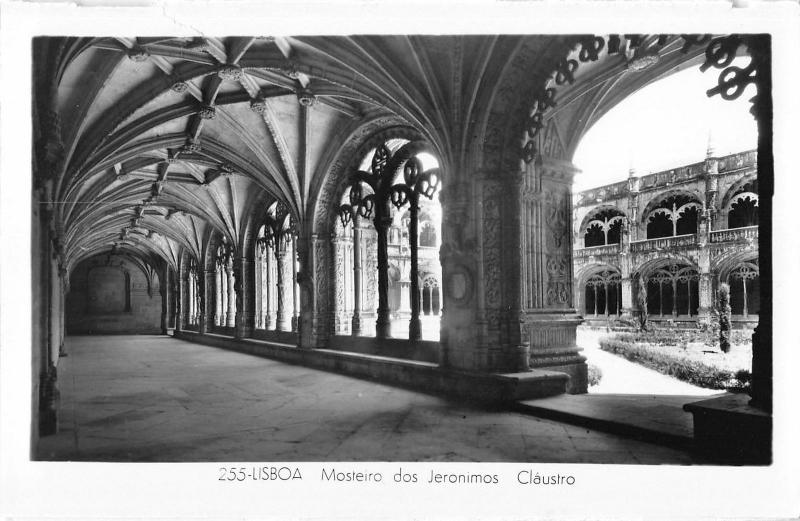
top-left (726, 259), bottom-right (760, 318)
top-left (213, 237), bottom-right (236, 329)
top-left (582, 208), bottom-right (626, 247)
top-left (642, 263), bottom-right (700, 318)
top-left (727, 179), bottom-right (759, 229)
top-left (582, 268), bottom-right (622, 317)
top-left (644, 194), bottom-right (702, 239)
top-left (252, 202), bottom-right (299, 335)
top-left (334, 138), bottom-right (443, 341)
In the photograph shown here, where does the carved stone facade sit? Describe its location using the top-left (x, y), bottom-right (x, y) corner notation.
top-left (573, 149), bottom-right (759, 327)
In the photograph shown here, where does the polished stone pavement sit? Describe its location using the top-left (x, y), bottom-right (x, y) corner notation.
top-left (38, 335), bottom-right (697, 463)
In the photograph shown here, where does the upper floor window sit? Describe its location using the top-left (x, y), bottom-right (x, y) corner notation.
top-left (646, 194), bottom-right (701, 239)
top-left (727, 179), bottom-right (759, 229)
top-left (584, 209), bottom-right (625, 247)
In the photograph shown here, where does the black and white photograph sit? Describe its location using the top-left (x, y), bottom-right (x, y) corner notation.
top-left (1, 2), bottom-right (799, 520)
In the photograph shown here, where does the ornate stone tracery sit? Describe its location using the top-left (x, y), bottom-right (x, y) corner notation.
top-left (336, 140), bottom-right (441, 340)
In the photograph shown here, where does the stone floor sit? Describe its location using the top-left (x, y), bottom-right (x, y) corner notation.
top-left (38, 334), bottom-right (697, 464)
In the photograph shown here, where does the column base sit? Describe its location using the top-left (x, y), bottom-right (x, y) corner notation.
top-left (376, 311), bottom-right (392, 339)
top-left (408, 316), bottom-right (421, 341)
top-left (291, 315), bottom-right (299, 333)
top-left (351, 314), bottom-right (362, 336)
top-left (522, 311), bottom-right (587, 394)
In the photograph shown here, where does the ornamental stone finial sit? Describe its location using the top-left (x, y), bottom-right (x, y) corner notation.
top-left (706, 129), bottom-right (716, 158)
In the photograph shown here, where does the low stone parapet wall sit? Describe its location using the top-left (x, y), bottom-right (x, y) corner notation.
top-left (174, 331), bottom-right (568, 403)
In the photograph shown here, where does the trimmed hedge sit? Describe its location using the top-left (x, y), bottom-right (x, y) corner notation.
top-left (599, 335), bottom-right (750, 391)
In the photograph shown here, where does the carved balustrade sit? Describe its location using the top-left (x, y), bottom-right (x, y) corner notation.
top-left (629, 233), bottom-right (697, 253)
top-left (573, 243), bottom-right (620, 258)
top-left (710, 225), bottom-right (758, 243)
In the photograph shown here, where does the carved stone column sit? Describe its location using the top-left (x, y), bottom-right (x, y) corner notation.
top-left (275, 238), bottom-right (292, 332)
top-left (332, 234), bottom-right (348, 334)
top-left (225, 259), bottom-right (235, 327)
top-left (618, 218), bottom-right (634, 319)
top-left (58, 263), bottom-right (68, 357)
top-left (160, 265), bottom-right (170, 334)
top-left (234, 256), bottom-right (254, 339)
top-left (214, 266), bottom-right (222, 326)
top-left (199, 269), bottom-right (214, 334)
top-left (351, 219), bottom-right (363, 335)
top-left (291, 234), bottom-right (299, 333)
top-left (49, 253), bottom-right (61, 364)
top-left (518, 157), bottom-right (586, 393)
top-left (265, 250), bottom-right (275, 329)
top-left (175, 263), bottom-right (185, 331)
top-left (254, 250), bottom-right (263, 329)
top-left (298, 233), bottom-right (330, 349)
top-left (375, 212), bottom-right (392, 339)
top-left (408, 197), bottom-right (422, 341)
top-left (697, 214), bottom-right (713, 324)
top-left (440, 179), bottom-right (481, 370)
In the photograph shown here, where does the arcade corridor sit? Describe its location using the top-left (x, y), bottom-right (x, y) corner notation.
top-left (38, 334), bottom-right (694, 463)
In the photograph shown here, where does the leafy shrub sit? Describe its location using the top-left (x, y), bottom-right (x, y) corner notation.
top-left (718, 283), bottom-right (732, 353)
top-left (599, 335), bottom-right (750, 391)
top-left (587, 363), bottom-right (603, 387)
top-left (636, 274), bottom-right (648, 331)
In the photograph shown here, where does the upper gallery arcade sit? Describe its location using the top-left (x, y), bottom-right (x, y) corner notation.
top-left (31, 35), bottom-right (772, 438)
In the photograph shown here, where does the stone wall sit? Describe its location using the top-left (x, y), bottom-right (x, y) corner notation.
top-left (66, 255), bottom-right (162, 334)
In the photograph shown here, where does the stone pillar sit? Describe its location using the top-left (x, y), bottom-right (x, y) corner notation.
top-left (214, 266), bottom-right (222, 326)
top-left (697, 214), bottom-right (712, 324)
top-left (375, 211), bottom-right (392, 339)
top-left (517, 157), bottom-right (586, 393)
top-left (225, 259), bottom-right (236, 327)
top-left (254, 250), bottom-right (263, 329)
top-left (298, 233), bottom-right (330, 349)
top-left (160, 265), bottom-right (170, 334)
top-left (275, 239), bottom-right (292, 332)
top-left (234, 256), bottom-right (254, 339)
top-left (175, 263), bottom-right (185, 331)
top-left (618, 217), bottom-right (634, 319)
top-left (265, 249), bottom-right (275, 329)
top-left (199, 269), bottom-right (213, 334)
top-left (398, 281), bottom-right (411, 314)
top-left (351, 219), bottom-right (363, 335)
top-left (620, 277), bottom-right (634, 318)
top-left (332, 233), bottom-right (348, 334)
top-left (49, 255), bottom-right (61, 364)
top-left (291, 234), bottom-right (299, 333)
top-left (58, 264), bottom-right (68, 357)
top-left (408, 197), bottom-right (422, 341)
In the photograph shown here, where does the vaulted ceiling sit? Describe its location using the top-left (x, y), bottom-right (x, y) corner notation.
top-left (34, 35), bottom-right (703, 275)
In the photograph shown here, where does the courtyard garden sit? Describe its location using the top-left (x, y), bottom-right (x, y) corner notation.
top-left (597, 328), bottom-right (752, 391)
